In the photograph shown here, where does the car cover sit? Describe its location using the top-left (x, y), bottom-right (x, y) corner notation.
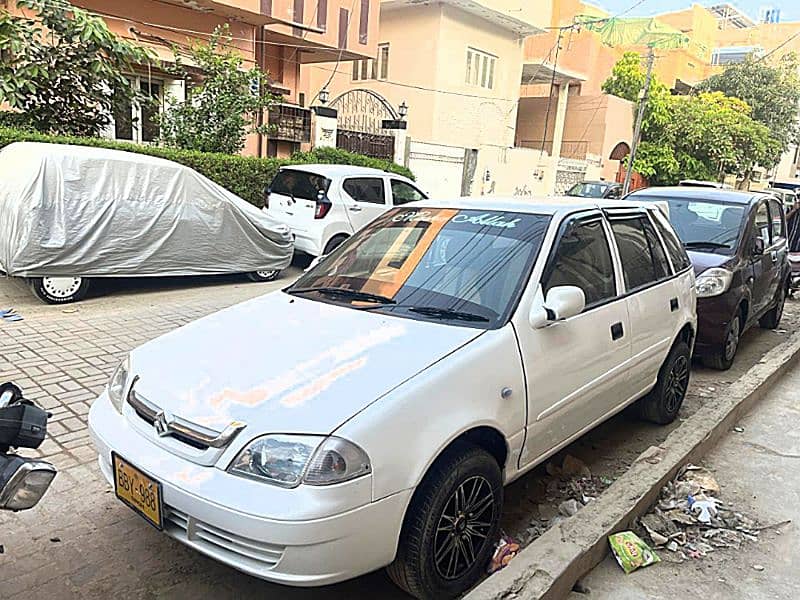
top-left (0, 142), bottom-right (293, 277)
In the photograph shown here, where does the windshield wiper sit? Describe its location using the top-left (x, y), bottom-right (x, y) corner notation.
top-left (406, 306), bottom-right (490, 322)
top-left (289, 286), bottom-right (396, 305)
top-left (683, 241), bottom-right (730, 249)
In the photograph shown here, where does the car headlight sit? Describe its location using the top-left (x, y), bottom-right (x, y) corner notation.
top-left (107, 356), bottom-right (130, 413)
top-left (695, 268), bottom-right (733, 298)
top-left (228, 435), bottom-right (371, 488)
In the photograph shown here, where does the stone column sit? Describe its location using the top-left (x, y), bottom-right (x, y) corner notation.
top-left (551, 82), bottom-right (570, 162)
top-left (312, 106), bottom-right (338, 149)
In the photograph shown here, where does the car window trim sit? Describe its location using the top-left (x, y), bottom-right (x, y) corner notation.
top-left (540, 210), bottom-right (620, 312)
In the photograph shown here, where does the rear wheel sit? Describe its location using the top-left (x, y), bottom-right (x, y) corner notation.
top-left (638, 340), bottom-right (691, 424)
top-left (29, 276), bottom-right (90, 304)
top-left (387, 442), bottom-right (502, 600)
top-left (759, 284), bottom-right (786, 329)
top-left (247, 270), bottom-right (281, 282)
top-left (704, 312), bottom-right (741, 371)
top-left (322, 234), bottom-right (348, 256)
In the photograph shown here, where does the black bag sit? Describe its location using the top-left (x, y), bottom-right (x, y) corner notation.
top-left (0, 387), bottom-right (49, 449)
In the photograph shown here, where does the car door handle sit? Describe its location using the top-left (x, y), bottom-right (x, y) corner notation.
top-left (771, 250), bottom-right (779, 263)
top-left (610, 322), bottom-right (624, 340)
top-left (670, 297), bottom-right (679, 312)
top-left (349, 205), bottom-right (362, 212)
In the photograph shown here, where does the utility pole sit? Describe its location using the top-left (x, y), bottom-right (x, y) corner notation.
top-left (623, 47), bottom-right (655, 195)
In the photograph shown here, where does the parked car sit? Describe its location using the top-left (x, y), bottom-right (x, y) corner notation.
top-left (0, 142), bottom-right (293, 303)
top-left (765, 187), bottom-right (797, 211)
top-left (628, 187), bottom-right (789, 370)
top-left (89, 196), bottom-right (696, 599)
top-left (264, 164), bottom-right (428, 256)
top-left (565, 180), bottom-right (622, 199)
top-left (769, 179), bottom-right (800, 195)
top-left (678, 180), bottom-right (733, 189)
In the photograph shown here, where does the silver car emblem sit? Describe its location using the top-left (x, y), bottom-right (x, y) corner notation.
top-left (153, 410), bottom-right (173, 437)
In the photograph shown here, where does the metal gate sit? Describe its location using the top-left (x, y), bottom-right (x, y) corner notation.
top-left (329, 89), bottom-right (396, 160)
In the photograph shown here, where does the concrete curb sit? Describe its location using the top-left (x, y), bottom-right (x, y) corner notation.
top-left (466, 331), bottom-right (800, 600)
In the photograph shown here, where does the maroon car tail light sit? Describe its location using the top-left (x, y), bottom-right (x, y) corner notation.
top-left (315, 199), bottom-right (332, 219)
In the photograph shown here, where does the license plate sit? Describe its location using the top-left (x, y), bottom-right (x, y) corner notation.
top-left (112, 452), bottom-right (163, 530)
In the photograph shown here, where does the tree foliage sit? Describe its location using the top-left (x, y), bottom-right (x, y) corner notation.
top-left (603, 54), bottom-right (782, 186)
top-left (157, 26), bottom-right (278, 155)
top-left (698, 53), bottom-right (800, 151)
top-left (0, 0), bottom-right (151, 136)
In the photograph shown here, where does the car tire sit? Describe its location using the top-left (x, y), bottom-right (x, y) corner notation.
top-left (637, 340), bottom-right (691, 424)
top-left (29, 276), bottom-right (90, 304)
top-left (386, 441), bottom-right (502, 600)
top-left (247, 269), bottom-right (281, 282)
top-left (759, 283), bottom-right (786, 329)
top-left (322, 234), bottom-right (348, 255)
top-left (704, 312), bottom-right (741, 371)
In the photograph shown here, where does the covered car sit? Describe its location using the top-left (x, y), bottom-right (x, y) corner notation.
top-left (0, 142), bottom-right (293, 303)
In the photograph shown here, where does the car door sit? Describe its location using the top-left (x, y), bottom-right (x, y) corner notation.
top-left (516, 212), bottom-right (632, 468)
top-left (607, 211), bottom-right (681, 397)
top-left (341, 177), bottom-right (390, 232)
top-left (767, 198), bottom-right (788, 299)
top-left (389, 179), bottom-right (428, 206)
top-left (750, 200), bottom-right (775, 317)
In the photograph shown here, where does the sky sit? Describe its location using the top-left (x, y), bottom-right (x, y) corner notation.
top-left (594, 0), bottom-right (800, 22)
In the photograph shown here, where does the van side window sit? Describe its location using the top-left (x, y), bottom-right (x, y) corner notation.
top-left (768, 199), bottom-right (785, 241)
top-left (610, 216), bottom-right (670, 291)
top-left (651, 211), bottom-right (692, 272)
top-left (543, 219), bottom-right (616, 308)
top-left (343, 178), bottom-right (386, 204)
top-left (755, 202), bottom-right (771, 245)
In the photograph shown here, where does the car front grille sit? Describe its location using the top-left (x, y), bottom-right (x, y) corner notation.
top-left (164, 506), bottom-right (285, 570)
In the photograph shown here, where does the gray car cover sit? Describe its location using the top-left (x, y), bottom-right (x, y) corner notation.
top-left (0, 142), bottom-right (293, 277)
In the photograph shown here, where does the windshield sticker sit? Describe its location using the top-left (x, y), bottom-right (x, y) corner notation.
top-left (391, 209), bottom-right (453, 224)
top-left (451, 213), bottom-right (521, 229)
top-left (392, 209), bottom-right (520, 229)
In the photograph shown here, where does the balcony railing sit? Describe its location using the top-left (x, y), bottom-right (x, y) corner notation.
top-left (268, 104), bottom-right (311, 143)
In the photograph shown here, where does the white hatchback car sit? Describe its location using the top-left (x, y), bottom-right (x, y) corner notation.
top-left (89, 197), bottom-right (696, 599)
top-left (264, 164), bottom-right (427, 256)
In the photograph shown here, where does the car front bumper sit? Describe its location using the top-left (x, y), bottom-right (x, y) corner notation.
top-left (694, 292), bottom-right (740, 355)
top-left (88, 392), bottom-right (411, 586)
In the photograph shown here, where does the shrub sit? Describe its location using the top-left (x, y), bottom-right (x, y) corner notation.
top-left (0, 125), bottom-right (414, 206)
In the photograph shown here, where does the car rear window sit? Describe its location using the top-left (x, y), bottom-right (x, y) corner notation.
top-left (270, 170), bottom-right (330, 201)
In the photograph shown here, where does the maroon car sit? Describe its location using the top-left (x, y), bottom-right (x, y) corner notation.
top-left (629, 187), bottom-right (789, 370)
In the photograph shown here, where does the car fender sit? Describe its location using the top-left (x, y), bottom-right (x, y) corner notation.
top-left (334, 325), bottom-right (527, 502)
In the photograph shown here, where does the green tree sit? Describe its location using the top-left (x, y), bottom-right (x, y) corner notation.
top-left (0, 0), bottom-right (151, 136)
top-left (601, 51), bottom-right (645, 102)
top-left (698, 53), bottom-right (800, 151)
top-left (158, 26), bottom-right (278, 155)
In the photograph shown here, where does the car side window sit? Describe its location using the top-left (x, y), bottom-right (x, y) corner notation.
top-left (610, 216), bottom-right (670, 291)
top-left (391, 180), bottom-right (427, 205)
top-left (542, 218), bottom-right (616, 309)
top-left (606, 186), bottom-right (621, 199)
top-left (651, 212), bottom-right (692, 272)
top-left (768, 199), bottom-right (785, 242)
top-left (755, 201), bottom-right (772, 245)
top-left (343, 178), bottom-right (386, 204)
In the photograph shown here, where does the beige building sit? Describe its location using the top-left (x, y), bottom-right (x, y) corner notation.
top-left (301, 0), bottom-right (551, 197)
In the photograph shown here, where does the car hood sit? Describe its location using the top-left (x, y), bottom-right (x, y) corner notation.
top-left (688, 250), bottom-right (734, 276)
top-left (129, 292), bottom-right (483, 436)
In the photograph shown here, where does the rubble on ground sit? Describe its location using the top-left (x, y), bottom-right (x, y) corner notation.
top-left (633, 463), bottom-right (789, 562)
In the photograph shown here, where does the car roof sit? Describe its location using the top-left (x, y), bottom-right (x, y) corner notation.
top-left (629, 186), bottom-right (759, 205)
top-left (406, 195), bottom-right (660, 216)
top-left (280, 163), bottom-right (402, 178)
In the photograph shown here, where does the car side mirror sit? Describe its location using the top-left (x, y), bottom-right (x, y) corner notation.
top-left (752, 237), bottom-right (766, 256)
top-left (530, 286), bottom-right (586, 329)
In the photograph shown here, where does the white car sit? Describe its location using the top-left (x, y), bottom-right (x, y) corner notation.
top-left (264, 164), bottom-right (428, 256)
top-left (88, 197), bottom-right (696, 599)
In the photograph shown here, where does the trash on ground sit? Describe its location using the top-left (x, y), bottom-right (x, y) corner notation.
top-left (487, 533), bottom-right (520, 574)
top-left (634, 463), bottom-right (779, 563)
top-left (753, 564), bottom-right (765, 571)
top-left (0, 308), bottom-right (23, 322)
top-left (634, 445), bottom-right (666, 465)
top-left (608, 531), bottom-right (660, 574)
top-left (561, 454), bottom-right (592, 478)
top-left (558, 498), bottom-right (582, 517)
top-left (733, 426), bottom-right (745, 433)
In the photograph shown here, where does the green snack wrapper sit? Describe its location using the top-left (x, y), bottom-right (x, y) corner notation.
top-left (608, 531), bottom-right (660, 574)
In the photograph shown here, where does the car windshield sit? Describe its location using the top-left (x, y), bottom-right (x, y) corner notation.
top-left (270, 170), bottom-right (330, 201)
top-left (637, 196), bottom-right (744, 254)
top-left (288, 208), bottom-right (551, 328)
top-left (566, 182), bottom-right (608, 198)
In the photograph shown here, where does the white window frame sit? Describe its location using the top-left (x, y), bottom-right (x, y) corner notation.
top-left (466, 47), bottom-right (497, 90)
top-left (352, 43), bottom-right (389, 82)
top-left (111, 75), bottom-right (165, 144)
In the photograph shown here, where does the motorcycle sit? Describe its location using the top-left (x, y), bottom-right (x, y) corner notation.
top-left (0, 382), bottom-right (56, 511)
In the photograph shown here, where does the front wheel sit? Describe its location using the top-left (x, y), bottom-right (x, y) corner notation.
top-left (247, 269), bottom-right (281, 282)
top-left (638, 340), bottom-right (691, 424)
top-left (387, 442), bottom-right (502, 600)
top-left (704, 312), bottom-right (741, 371)
top-left (29, 276), bottom-right (90, 304)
